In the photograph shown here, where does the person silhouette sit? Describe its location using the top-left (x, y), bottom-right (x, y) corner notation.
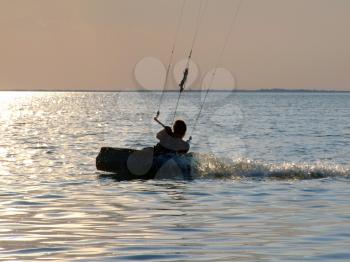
top-left (154, 120), bottom-right (190, 155)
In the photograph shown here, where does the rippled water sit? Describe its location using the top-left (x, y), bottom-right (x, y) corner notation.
top-left (0, 91), bottom-right (350, 261)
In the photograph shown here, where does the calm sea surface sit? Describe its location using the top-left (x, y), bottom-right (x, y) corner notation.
top-left (0, 91), bottom-right (349, 261)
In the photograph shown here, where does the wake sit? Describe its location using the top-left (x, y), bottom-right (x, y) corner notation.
top-left (192, 153), bottom-right (350, 180)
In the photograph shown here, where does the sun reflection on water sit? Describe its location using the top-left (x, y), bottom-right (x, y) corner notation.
top-left (0, 92), bottom-right (34, 121)
top-left (0, 91), bottom-right (35, 104)
top-left (0, 92), bottom-right (349, 260)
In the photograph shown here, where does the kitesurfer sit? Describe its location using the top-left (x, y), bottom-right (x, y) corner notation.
top-left (154, 120), bottom-right (190, 155)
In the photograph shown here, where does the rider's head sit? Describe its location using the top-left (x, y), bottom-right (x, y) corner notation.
top-left (173, 120), bottom-right (187, 138)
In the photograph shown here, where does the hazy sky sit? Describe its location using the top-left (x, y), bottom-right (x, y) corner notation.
top-left (0, 0), bottom-right (349, 91)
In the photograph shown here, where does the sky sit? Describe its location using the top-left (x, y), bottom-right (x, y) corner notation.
top-left (0, 0), bottom-right (349, 91)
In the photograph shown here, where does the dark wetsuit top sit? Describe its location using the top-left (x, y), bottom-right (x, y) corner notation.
top-left (154, 129), bottom-right (190, 155)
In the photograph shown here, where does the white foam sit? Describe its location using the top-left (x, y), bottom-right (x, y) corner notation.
top-left (191, 153), bottom-right (350, 180)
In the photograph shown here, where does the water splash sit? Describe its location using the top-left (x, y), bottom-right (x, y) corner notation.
top-left (192, 153), bottom-right (350, 180)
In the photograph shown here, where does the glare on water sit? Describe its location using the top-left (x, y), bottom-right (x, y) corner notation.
top-left (0, 91), bottom-right (350, 261)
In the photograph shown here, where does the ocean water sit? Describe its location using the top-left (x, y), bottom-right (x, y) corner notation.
top-left (0, 91), bottom-right (349, 261)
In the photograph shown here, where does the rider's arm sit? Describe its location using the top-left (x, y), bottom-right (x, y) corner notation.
top-left (156, 127), bottom-right (173, 140)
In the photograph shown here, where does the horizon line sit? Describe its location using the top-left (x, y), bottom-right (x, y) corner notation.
top-left (0, 88), bottom-right (349, 93)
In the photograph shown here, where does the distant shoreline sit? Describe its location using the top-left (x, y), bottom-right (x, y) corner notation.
top-left (0, 88), bottom-right (349, 93)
